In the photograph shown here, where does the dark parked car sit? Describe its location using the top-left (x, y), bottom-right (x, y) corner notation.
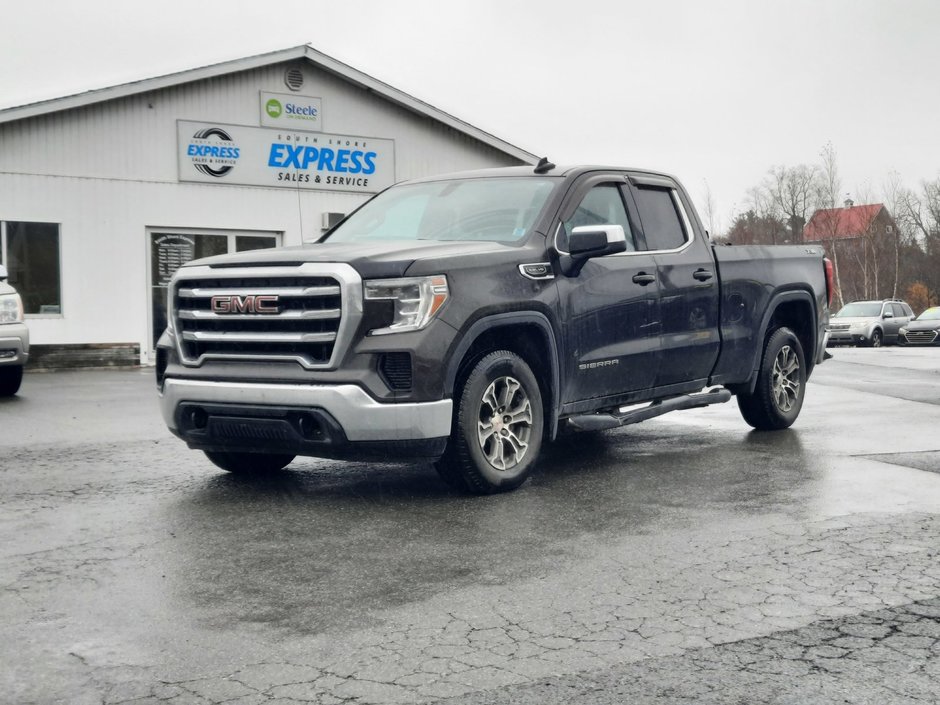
top-left (899, 307), bottom-right (940, 346)
top-left (827, 299), bottom-right (913, 347)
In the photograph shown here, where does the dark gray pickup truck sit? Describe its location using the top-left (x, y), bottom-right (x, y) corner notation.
top-left (156, 163), bottom-right (832, 493)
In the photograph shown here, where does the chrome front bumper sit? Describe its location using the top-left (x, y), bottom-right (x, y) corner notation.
top-left (0, 326), bottom-right (29, 366)
top-left (159, 378), bottom-right (452, 442)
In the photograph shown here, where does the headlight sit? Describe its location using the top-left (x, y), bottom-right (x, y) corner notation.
top-left (899, 327), bottom-right (908, 335)
top-left (0, 292), bottom-right (23, 324)
top-left (850, 322), bottom-right (869, 331)
top-left (364, 275), bottom-right (449, 335)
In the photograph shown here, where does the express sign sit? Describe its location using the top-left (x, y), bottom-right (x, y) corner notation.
top-left (177, 120), bottom-right (395, 193)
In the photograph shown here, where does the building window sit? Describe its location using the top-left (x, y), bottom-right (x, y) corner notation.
top-left (0, 221), bottom-right (62, 315)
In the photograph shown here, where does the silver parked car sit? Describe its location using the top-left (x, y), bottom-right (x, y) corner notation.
top-left (827, 299), bottom-right (914, 347)
top-left (0, 264), bottom-right (29, 396)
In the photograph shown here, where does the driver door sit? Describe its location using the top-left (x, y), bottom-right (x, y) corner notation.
top-left (554, 180), bottom-right (662, 405)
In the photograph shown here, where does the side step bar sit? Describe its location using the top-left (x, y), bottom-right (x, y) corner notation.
top-left (566, 388), bottom-right (733, 432)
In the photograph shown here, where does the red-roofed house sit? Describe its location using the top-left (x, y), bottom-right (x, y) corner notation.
top-left (803, 200), bottom-right (900, 306)
top-left (803, 201), bottom-right (896, 243)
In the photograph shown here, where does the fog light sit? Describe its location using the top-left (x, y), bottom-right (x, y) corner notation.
top-left (188, 407), bottom-right (208, 430)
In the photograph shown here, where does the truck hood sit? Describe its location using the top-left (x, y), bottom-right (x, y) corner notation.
top-left (183, 239), bottom-right (521, 279)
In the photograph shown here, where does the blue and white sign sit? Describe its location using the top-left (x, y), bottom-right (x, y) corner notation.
top-left (177, 121), bottom-right (395, 193)
top-left (260, 91), bottom-right (322, 130)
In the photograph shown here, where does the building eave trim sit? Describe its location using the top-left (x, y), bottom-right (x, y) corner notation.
top-left (0, 45), bottom-right (538, 165)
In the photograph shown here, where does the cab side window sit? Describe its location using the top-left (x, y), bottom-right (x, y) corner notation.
top-left (561, 184), bottom-right (636, 252)
top-left (633, 186), bottom-right (688, 251)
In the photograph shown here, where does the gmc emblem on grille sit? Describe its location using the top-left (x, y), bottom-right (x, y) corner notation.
top-left (210, 294), bottom-right (280, 314)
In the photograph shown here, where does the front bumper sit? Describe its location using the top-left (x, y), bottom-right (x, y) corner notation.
top-left (826, 328), bottom-right (870, 345)
top-left (0, 324), bottom-right (29, 366)
top-left (159, 378), bottom-right (452, 460)
top-left (899, 330), bottom-right (940, 346)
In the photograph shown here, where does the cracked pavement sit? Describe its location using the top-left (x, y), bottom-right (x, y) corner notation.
top-left (1, 347), bottom-right (939, 704)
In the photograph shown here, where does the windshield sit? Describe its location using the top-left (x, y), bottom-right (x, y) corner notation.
top-left (834, 302), bottom-right (883, 318)
top-left (325, 177), bottom-right (558, 243)
top-left (915, 307), bottom-right (940, 321)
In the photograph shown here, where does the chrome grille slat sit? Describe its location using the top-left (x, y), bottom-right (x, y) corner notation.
top-left (178, 285), bottom-right (340, 298)
top-left (178, 309), bottom-right (340, 321)
top-left (170, 263), bottom-right (362, 369)
top-left (182, 331), bottom-right (337, 343)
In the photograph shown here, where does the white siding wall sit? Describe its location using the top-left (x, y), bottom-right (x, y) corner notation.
top-left (0, 61), bottom-right (523, 361)
top-left (0, 62), bottom-right (519, 181)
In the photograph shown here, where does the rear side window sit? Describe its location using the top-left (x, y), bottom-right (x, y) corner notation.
top-left (633, 186), bottom-right (688, 251)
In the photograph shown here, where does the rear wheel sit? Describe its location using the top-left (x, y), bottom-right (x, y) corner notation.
top-left (204, 451), bottom-right (295, 475)
top-left (0, 365), bottom-right (23, 396)
top-left (737, 327), bottom-right (806, 430)
top-left (435, 350), bottom-right (544, 494)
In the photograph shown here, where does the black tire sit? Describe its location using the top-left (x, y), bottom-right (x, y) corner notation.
top-left (0, 365), bottom-right (23, 396)
top-left (435, 350), bottom-right (544, 494)
top-left (868, 329), bottom-right (883, 348)
top-left (737, 327), bottom-right (806, 430)
top-left (204, 451), bottom-right (295, 475)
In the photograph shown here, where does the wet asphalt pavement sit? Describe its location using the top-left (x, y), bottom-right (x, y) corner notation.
top-left (1, 347), bottom-right (939, 704)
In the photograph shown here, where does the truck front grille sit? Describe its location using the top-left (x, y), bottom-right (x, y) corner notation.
top-left (171, 263), bottom-right (361, 369)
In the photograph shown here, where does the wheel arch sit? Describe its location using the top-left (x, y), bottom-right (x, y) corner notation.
top-left (444, 312), bottom-right (561, 440)
top-left (734, 290), bottom-right (817, 395)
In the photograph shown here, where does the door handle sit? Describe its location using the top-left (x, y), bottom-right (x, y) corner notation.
top-left (692, 268), bottom-right (713, 281)
top-left (632, 272), bottom-right (656, 285)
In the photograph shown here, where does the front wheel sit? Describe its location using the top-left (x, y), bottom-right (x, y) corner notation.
top-left (204, 451), bottom-right (295, 475)
top-left (737, 327), bottom-right (806, 430)
top-left (0, 365), bottom-right (23, 396)
top-left (868, 329), bottom-right (883, 348)
top-left (435, 350), bottom-right (544, 494)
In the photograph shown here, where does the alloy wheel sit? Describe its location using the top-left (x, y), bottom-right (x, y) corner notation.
top-left (771, 345), bottom-right (801, 412)
top-left (477, 375), bottom-right (533, 470)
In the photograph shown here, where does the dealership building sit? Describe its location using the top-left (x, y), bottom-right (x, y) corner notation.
top-left (0, 45), bottom-right (535, 367)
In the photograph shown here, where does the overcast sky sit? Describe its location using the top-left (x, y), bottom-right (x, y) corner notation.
top-left (3, 0), bottom-right (939, 231)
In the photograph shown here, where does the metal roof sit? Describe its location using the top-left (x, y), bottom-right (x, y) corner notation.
top-left (804, 203), bottom-right (886, 241)
top-left (0, 44), bottom-right (538, 165)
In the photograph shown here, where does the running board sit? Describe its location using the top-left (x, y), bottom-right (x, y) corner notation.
top-left (566, 388), bottom-right (733, 431)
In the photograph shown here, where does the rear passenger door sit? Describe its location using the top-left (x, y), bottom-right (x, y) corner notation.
top-left (627, 176), bottom-right (720, 391)
top-left (885, 302), bottom-right (908, 342)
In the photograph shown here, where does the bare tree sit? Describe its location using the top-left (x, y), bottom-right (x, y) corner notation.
top-left (701, 179), bottom-right (719, 238)
top-left (815, 143), bottom-right (845, 307)
top-left (764, 164), bottom-right (819, 243)
top-left (745, 185), bottom-right (787, 245)
top-left (881, 171), bottom-right (905, 298)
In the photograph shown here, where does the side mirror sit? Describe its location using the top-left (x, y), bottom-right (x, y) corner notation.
top-left (0, 264), bottom-right (7, 280)
top-left (559, 225), bottom-right (627, 276)
top-left (883, 311), bottom-right (893, 319)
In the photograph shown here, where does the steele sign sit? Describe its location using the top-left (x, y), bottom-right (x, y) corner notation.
top-left (260, 91), bottom-right (322, 130)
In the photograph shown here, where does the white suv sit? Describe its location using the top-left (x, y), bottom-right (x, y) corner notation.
top-left (827, 299), bottom-right (914, 347)
top-left (0, 264), bottom-right (29, 395)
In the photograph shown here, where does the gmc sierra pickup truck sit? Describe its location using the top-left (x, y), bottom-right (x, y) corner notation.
top-left (156, 163), bottom-right (832, 493)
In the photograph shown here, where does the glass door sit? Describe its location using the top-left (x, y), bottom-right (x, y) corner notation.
top-left (149, 230), bottom-right (279, 352)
